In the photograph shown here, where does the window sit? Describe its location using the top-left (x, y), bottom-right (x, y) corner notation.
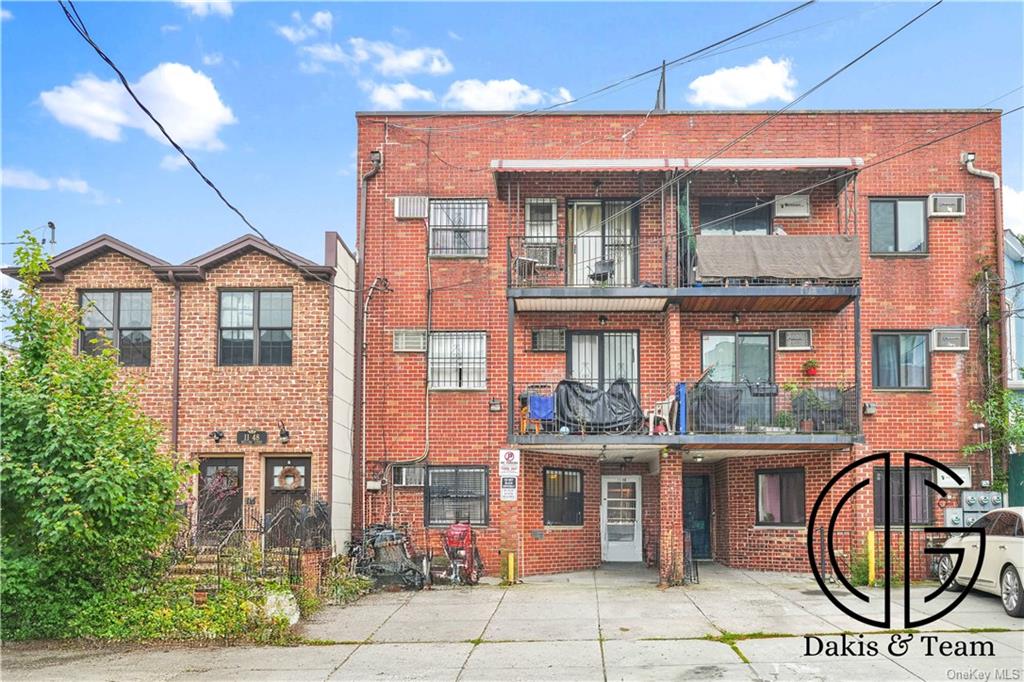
top-left (873, 467), bottom-right (934, 525)
top-left (219, 290), bottom-right (292, 366)
top-left (872, 332), bottom-right (929, 389)
top-left (531, 329), bottom-right (566, 352)
top-left (393, 329), bottom-right (428, 353)
top-left (428, 332), bottom-right (486, 389)
top-left (567, 331), bottom-right (638, 393)
top-left (756, 468), bottom-right (805, 525)
top-left (429, 199), bottom-right (488, 257)
top-left (543, 468), bottom-right (583, 526)
top-left (524, 199), bottom-right (558, 266)
top-left (700, 199), bottom-right (772, 236)
top-left (701, 332), bottom-right (772, 382)
top-left (393, 464), bottom-right (425, 487)
top-left (870, 198), bottom-right (927, 254)
top-left (79, 290), bottom-right (152, 366)
top-left (425, 466), bottom-right (488, 526)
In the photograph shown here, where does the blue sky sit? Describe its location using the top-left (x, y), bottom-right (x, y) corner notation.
top-left (2, 0), bottom-right (1022, 268)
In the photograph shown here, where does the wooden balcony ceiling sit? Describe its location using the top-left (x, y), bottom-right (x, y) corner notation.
top-left (676, 290), bottom-right (856, 313)
top-left (513, 295), bottom-right (668, 312)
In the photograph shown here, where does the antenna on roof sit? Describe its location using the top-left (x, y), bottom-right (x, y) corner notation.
top-left (654, 60), bottom-right (667, 113)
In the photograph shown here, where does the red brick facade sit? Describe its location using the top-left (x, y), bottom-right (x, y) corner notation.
top-left (355, 110), bottom-right (1002, 581)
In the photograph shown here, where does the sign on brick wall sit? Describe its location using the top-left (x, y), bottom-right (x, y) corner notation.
top-left (499, 449), bottom-right (520, 476)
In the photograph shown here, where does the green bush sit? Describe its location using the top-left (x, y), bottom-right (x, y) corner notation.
top-left (322, 556), bottom-right (374, 605)
top-left (0, 234), bottom-right (189, 640)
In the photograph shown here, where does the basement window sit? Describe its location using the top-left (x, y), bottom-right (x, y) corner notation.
top-left (425, 466), bottom-right (488, 526)
top-left (79, 290), bottom-right (152, 366)
top-left (873, 467), bottom-right (934, 526)
top-left (543, 468), bottom-right (584, 526)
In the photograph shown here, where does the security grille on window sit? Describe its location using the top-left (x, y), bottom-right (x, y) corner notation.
top-left (429, 199), bottom-right (488, 257)
top-left (532, 329), bottom-right (566, 352)
top-left (219, 290), bottom-right (293, 366)
top-left (525, 198), bottom-right (558, 266)
top-left (428, 332), bottom-right (486, 389)
top-left (873, 467), bottom-right (934, 525)
top-left (870, 198), bottom-right (927, 254)
top-left (79, 290), bottom-right (152, 366)
top-left (544, 468), bottom-right (583, 526)
top-left (393, 464), bottom-right (425, 487)
top-left (872, 332), bottom-right (928, 389)
top-left (425, 466), bottom-right (488, 526)
top-left (756, 468), bottom-right (805, 525)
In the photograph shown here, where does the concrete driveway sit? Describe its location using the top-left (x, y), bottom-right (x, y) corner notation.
top-left (3, 564), bottom-right (1022, 681)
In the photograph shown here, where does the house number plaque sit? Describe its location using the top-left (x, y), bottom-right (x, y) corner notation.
top-left (236, 430), bottom-right (268, 445)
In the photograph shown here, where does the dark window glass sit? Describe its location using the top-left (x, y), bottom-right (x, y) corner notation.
top-left (700, 199), bottom-right (771, 236)
top-left (425, 467), bottom-right (488, 526)
top-left (756, 469), bottom-right (805, 525)
top-left (218, 290), bottom-right (292, 366)
top-left (869, 199), bottom-right (927, 254)
top-left (873, 333), bottom-right (928, 389)
top-left (873, 467), bottom-right (933, 525)
top-left (543, 468), bottom-right (584, 526)
top-left (988, 512), bottom-right (1017, 537)
top-left (79, 290), bottom-right (151, 366)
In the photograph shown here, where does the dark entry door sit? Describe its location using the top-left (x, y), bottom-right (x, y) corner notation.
top-left (197, 457), bottom-right (243, 544)
top-left (264, 456), bottom-right (311, 547)
top-left (684, 475), bottom-right (711, 559)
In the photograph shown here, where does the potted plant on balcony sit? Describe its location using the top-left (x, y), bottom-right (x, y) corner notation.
top-left (783, 381), bottom-right (821, 433)
top-left (771, 410), bottom-right (795, 433)
top-left (802, 359), bottom-right (819, 377)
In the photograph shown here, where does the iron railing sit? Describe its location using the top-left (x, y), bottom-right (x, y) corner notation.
top-left (507, 235), bottom-right (674, 288)
top-left (685, 381), bottom-right (859, 435)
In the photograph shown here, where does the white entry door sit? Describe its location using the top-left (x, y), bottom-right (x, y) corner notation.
top-left (601, 475), bottom-right (643, 562)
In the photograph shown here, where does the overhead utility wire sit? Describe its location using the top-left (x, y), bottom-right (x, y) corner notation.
top-left (57, 0), bottom-right (376, 296)
top-left (381, 0), bottom-right (817, 134)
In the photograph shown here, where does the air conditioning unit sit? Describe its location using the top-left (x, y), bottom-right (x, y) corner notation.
top-left (927, 194), bottom-right (965, 218)
top-left (524, 241), bottom-right (558, 267)
top-left (931, 328), bottom-right (969, 351)
top-left (777, 328), bottom-right (812, 351)
top-left (531, 329), bottom-right (566, 352)
top-left (393, 329), bottom-right (427, 353)
top-left (393, 195), bottom-right (429, 219)
top-left (774, 194), bottom-right (811, 218)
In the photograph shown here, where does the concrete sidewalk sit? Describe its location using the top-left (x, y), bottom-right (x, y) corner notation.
top-left (3, 564), bottom-right (1022, 681)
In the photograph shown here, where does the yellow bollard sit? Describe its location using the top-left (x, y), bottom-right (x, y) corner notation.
top-left (866, 529), bottom-right (876, 586)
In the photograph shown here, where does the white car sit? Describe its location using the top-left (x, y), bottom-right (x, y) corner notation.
top-left (937, 507), bottom-right (1024, 617)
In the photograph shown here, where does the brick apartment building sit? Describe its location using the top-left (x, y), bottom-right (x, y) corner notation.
top-left (354, 109), bottom-right (1004, 581)
top-left (6, 233), bottom-right (358, 550)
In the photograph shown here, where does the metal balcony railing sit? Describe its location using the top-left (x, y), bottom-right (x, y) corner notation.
top-left (684, 380), bottom-right (859, 435)
top-left (507, 235), bottom-right (674, 289)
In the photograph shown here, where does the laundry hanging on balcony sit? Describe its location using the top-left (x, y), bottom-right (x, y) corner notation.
top-left (694, 235), bottom-right (861, 283)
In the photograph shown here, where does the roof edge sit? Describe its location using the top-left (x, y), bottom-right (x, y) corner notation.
top-left (357, 108), bottom-right (1002, 117)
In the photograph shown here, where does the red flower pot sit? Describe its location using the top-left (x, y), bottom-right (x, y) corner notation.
top-left (805, 367), bottom-right (818, 377)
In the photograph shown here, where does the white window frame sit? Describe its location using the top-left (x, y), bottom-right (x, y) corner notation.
top-left (776, 328), bottom-right (812, 351)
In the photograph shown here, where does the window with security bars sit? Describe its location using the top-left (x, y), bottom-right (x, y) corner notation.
top-left (425, 466), bottom-right (488, 526)
top-left (79, 290), bottom-right (152, 366)
top-left (525, 198), bottom-right (558, 266)
top-left (219, 290), bottom-right (293, 366)
top-left (531, 329), bottom-right (565, 352)
top-left (429, 199), bottom-right (488, 257)
top-left (428, 331), bottom-right (486, 389)
top-left (543, 468), bottom-right (583, 526)
top-left (873, 467), bottom-right (934, 525)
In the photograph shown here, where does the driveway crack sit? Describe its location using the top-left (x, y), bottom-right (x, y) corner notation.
top-left (455, 584), bottom-right (509, 681)
top-left (594, 569), bottom-right (607, 682)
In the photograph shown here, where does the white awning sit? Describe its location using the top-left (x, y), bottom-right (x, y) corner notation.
top-left (490, 157), bottom-right (864, 173)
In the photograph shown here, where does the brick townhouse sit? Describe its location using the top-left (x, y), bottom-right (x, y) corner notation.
top-left (5, 233), bottom-right (357, 550)
top-left (354, 109), bottom-right (1004, 582)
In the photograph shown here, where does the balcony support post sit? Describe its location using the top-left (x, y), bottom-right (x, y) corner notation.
top-left (853, 293), bottom-right (862, 434)
top-left (507, 297), bottom-right (515, 441)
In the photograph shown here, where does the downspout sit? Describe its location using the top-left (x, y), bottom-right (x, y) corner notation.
top-left (357, 150), bottom-right (382, 531)
top-left (169, 271), bottom-right (182, 453)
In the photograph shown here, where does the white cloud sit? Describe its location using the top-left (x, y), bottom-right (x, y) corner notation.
top-left (276, 11), bottom-right (332, 44)
top-left (161, 24), bottom-right (182, 33)
top-left (175, 1), bottom-right (232, 18)
top-left (160, 154), bottom-right (190, 171)
top-left (300, 38), bottom-right (452, 77)
top-left (55, 178), bottom-right (90, 194)
top-left (39, 63), bottom-right (237, 151)
top-left (310, 11), bottom-right (333, 32)
top-left (442, 79), bottom-right (569, 111)
top-left (361, 81), bottom-right (435, 110)
top-left (687, 57), bottom-right (796, 108)
top-left (447, 30), bottom-right (461, 41)
top-left (2, 168), bottom-right (105, 202)
top-left (2, 9), bottom-right (13, 21)
top-left (1005, 185), bottom-right (1024, 235)
top-left (202, 52), bottom-right (224, 66)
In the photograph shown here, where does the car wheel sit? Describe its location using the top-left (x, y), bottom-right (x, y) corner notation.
top-left (938, 555), bottom-right (963, 592)
top-left (1000, 566), bottom-right (1024, 618)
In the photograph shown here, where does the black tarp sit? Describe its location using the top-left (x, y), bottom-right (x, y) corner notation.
top-left (555, 379), bottom-right (644, 433)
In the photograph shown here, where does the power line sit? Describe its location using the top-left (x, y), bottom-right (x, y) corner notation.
top-left (379, 0), bottom-right (818, 134)
top-left (57, 1), bottom-right (369, 295)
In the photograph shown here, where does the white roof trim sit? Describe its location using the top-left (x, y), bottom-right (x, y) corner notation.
top-left (490, 157), bottom-right (865, 172)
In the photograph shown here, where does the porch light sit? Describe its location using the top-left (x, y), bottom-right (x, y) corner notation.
top-left (489, 398), bottom-right (502, 412)
top-left (209, 430), bottom-right (224, 443)
top-left (693, 454), bottom-right (705, 463)
top-left (732, 313), bottom-right (741, 324)
top-left (278, 421), bottom-right (290, 445)
top-left (599, 315), bottom-right (609, 326)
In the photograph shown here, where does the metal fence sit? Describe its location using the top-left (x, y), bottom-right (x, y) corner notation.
top-left (685, 381), bottom-right (859, 435)
top-left (508, 235), bottom-right (674, 288)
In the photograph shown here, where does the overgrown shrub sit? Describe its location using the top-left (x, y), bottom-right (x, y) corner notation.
top-left (322, 556), bottom-right (373, 605)
top-left (0, 234), bottom-right (189, 640)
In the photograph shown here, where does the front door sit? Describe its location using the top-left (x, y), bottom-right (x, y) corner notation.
top-left (568, 200), bottom-right (637, 286)
top-left (264, 456), bottom-right (311, 547)
top-left (601, 475), bottom-right (642, 562)
top-left (197, 457), bottom-right (244, 545)
top-left (684, 475), bottom-right (711, 559)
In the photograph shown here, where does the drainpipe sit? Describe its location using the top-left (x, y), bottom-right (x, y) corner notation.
top-left (357, 150), bottom-right (382, 532)
top-left (169, 271), bottom-right (182, 453)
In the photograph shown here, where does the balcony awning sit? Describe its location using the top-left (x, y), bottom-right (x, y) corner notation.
top-left (490, 157), bottom-right (864, 173)
top-left (695, 235), bottom-right (862, 282)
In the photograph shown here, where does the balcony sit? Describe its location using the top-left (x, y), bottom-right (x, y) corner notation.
top-left (510, 379), bottom-right (859, 451)
top-left (507, 234), bottom-right (861, 313)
